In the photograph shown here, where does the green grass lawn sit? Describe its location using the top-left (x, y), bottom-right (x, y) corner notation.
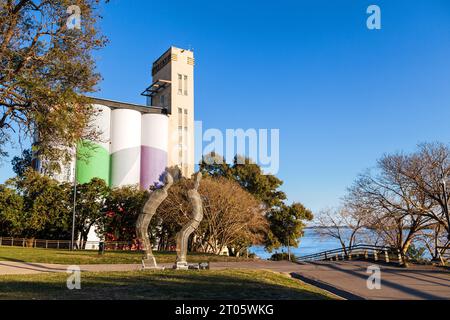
top-left (0, 246), bottom-right (252, 265)
top-left (0, 269), bottom-right (335, 300)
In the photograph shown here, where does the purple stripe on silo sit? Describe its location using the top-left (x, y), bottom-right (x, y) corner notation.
top-left (140, 146), bottom-right (168, 190)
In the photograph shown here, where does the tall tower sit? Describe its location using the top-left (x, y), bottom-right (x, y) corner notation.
top-left (144, 47), bottom-right (195, 178)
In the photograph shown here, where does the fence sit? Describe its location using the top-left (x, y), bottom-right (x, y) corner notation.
top-left (296, 244), bottom-right (406, 266)
top-left (0, 237), bottom-right (143, 251)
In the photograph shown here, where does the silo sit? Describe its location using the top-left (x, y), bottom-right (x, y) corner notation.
top-left (110, 108), bottom-right (142, 187)
top-left (76, 104), bottom-right (111, 185)
top-left (140, 113), bottom-right (168, 190)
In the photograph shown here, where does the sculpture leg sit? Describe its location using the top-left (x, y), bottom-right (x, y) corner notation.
top-left (173, 172), bottom-right (203, 270)
top-left (135, 170), bottom-right (174, 270)
top-left (136, 212), bottom-right (158, 269)
top-left (175, 224), bottom-right (194, 268)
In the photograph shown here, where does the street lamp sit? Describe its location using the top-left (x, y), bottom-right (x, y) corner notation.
top-left (441, 178), bottom-right (450, 241)
top-left (71, 161), bottom-right (77, 251)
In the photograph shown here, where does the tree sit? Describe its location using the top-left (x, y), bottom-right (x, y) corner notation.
top-left (399, 143), bottom-right (450, 241)
top-left (199, 177), bottom-right (268, 255)
top-left (0, 183), bottom-right (24, 235)
top-left (157, 176), bottom-right (269, 255)
top-left (315, 207), bottom-right (365, 255)
top-left (416, 223), bottom-right (448, 262)
top-left (200, 154), bottom-right (286, 208)
top-left (72, 177), bottom-right (109, 247)
top-left (346, 153), bottom-right (435, 261)
top-left (200, 153), bottom-right (308, 252)
top-left (11, 148), bottom-right (32, 177)
top-left (2, 169), bottom-right (71, 239)
top-left (265, 202), bottom-right (313, 253)
top-left (101, 185), bottom-right (148, 243)
top-left (0, 0), bottom-right (106, 169)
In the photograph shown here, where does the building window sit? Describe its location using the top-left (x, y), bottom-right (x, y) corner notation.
top-left (178, 74), bottom-right (182, 95)
top-left (184, 75), bottom-right (188, 95)
top-left (178, 108), bottom-right (182, 127)
top-left (178, 126), bottom-right (183, 141)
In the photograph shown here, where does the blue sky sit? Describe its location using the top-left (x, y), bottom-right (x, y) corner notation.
top-left (1, 0), bottom-right (449, 213)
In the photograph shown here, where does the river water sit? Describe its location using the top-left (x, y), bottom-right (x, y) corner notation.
top-left (250, 227), bottom-right (348, 259)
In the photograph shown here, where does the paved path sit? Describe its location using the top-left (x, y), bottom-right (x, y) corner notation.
top-left (1, 259), bottom-right (449, 300)
top-left (293, 260), bottom-right (450, 300)
top-left (207, 260), bottom-right (450, 300)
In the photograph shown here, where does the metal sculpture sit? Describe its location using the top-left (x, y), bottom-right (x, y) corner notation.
top-left (136, 171), bottom-right (174, 269)
top-left (174, 172), bottom-right (203, 269)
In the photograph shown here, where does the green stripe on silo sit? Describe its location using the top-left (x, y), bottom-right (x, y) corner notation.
top-left (76, 141), bottom-right (110, 185)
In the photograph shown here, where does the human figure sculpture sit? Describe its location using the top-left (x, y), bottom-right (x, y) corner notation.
top-left (136, 171), bottom-right (174, 269)
top-left (174, 172), bottom-right (203, 269)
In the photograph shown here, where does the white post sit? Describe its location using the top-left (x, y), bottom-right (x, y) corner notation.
top-left (397, 250), bottom-right (403, 265)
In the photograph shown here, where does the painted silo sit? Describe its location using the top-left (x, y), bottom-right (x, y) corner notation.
top-left (140, 113), bottom-right (168, 190)
top-left (110, 109), bottom-right (142, 187)
top-left (76, 104), bottom-right (111, 185)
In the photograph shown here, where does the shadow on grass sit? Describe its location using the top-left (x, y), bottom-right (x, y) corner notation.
top-left (0, 271), bottom-right (331, 300)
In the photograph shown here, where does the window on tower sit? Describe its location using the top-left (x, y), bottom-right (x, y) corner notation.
top-left (184, 75), bottom-right (188, 95)
top-left (178, 74), bottom-right (182, 95)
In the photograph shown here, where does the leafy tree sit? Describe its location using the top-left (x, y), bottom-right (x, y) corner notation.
top-left (2, 169), bottom-right (71, 238)
top-left (200, 154), bottom-right (287, 209)
top-left (266, 202), bottom-right (313, 252)
top-left (406, 243), bottom-right (426, 262)
top-left (200, 153), bottom-right (311, 252)
top-left (72, 177), bottom-right (109, 247)
top-left (101, 185), bottom-right (148, 242)
top-left (157, 176), bottom-right (269, 255)
top-left (0, 0), bottom-right (107, 169)
top-left (11, 149), bottom-right (32, 177)
top-left (0, 184), bottom-right (24, 235)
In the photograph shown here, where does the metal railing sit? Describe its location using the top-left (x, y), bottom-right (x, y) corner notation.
top-left (0, 237), bottom-right (142, 251)
top-left (296, 244), bottom-right (404, 265)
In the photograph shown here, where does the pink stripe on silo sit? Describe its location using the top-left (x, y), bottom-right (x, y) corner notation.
top-left (140, 146), bottom-right (168, 190)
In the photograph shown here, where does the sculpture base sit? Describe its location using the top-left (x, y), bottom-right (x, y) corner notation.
top-left (173, 262), bottom-right (209, 270)
top-left (173, 261), bottom-right (189, 270)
